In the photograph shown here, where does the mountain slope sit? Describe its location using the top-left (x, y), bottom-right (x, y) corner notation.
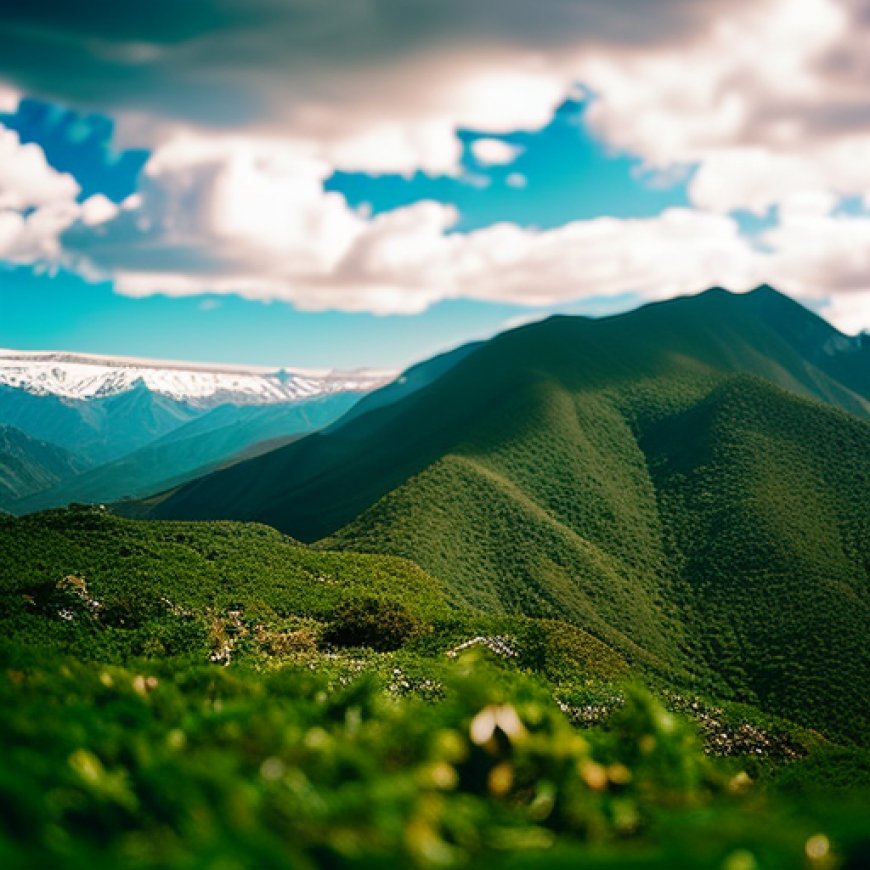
top-left (334, 340), bottom-right (484, 428)
top-left (0, 426), bottom-right (88, 511)
top-left (147, 287), bottom-right (870, 738)
top-left (637, 376), bottom-right (870, 736)
top-left (0, 382), bottom-right (203, 465)
top-left (13, 392), bottom-right (366, 513)
top-left (150, 287), bottom-right (869, 538)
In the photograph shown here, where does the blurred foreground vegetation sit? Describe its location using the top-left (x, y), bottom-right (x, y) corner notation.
top-left (1, 508), bottom-right (869, 868)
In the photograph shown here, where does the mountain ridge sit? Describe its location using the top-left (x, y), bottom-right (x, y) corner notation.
top-left (146, 285), bottom-right (870, 538)
top-left (0, 425), bottom-right (88, 511)
top-left (0, 347), bottom-right (394, 405)
top-left (140, 285), bottom-right (870, 738)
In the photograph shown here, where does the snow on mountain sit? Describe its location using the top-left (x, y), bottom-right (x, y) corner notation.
top-left (0, 349), bottom-right (396, 405)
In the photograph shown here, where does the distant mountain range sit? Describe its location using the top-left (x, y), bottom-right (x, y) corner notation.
top-left (0, 349), bottom-right (395, 512)
top-left (141, 286), bottom-right (870, 739)
top-left (0, 348), bottom-right (392, 405)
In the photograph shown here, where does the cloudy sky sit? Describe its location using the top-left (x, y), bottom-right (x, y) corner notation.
top-left (1, 0), bottom-right (869, 368)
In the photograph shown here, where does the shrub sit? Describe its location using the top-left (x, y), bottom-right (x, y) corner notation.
top-left (324, 595), bottom-right (424, 650)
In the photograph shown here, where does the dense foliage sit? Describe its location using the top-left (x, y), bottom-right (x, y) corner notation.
top-left (2, 509), bottom-right (869, 867)
top-left (144, 288), bottom-right (870, 740)
top-left (4, 289), bottom-right (870, 866)
top-left (2, 644), bottom-right (869, 867)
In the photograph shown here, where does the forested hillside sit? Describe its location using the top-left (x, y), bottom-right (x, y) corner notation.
top-left (146, 288), bottom-right (870, 738)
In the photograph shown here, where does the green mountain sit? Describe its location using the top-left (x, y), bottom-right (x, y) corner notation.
top-left (0, 425), bottom-right (89, 511)
top-left (13, 392), bottom-right (365, 513)
top-left (145, 287), bottom-right (870, 738)
top-left (0, 381), bottom-right (203, 465)
top-left (148, 287), bottom-right (869, 534)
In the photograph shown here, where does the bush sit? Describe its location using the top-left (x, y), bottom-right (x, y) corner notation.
top-left (324, 595), bottom-right (424, 650)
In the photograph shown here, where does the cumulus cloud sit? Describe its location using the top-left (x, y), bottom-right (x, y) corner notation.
top-left (2, 0), bottom-right (870, 331)
top-left (0, 125), bottom-right (82, 261)
top-left (52, 139), bottom-right (721, 309)
top-left (0, 127), bottom-right (79, 209)
top-left (762, 194), bottom-right (870, 299)
top-left (580, 0), bottom-right (870, 213)
top-left (79, 193), bottom-right (119, 227)
top-left (0, 0), bottom-right (748, 173)
top-left (53, 133), bottom-right (869, 333)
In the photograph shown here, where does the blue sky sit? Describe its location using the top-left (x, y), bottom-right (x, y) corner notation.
top-left (0, 96), bottom-right (678, 368)
top-left (327, 100), bottom-right (690, 232)
top-left (1, 0), bottom-right (869, 369)
top-left (0, 263), bottom-right (548, 369)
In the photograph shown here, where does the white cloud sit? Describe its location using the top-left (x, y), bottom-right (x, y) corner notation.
top-left (0, 201), bottom-right (81, 262)
top-left (506, 173), bottom-right (528, 189)
top-left (58, 137), bottom-right (761, 314)
top-left (0, 83), bottom-right (19, 113)
top-left (80, 194), bottom-right (120, 227)
top-left (0, 127), bottom-right (79, 210)
top-left (579, 0), bottom-right (870, 214)
top-left (0, 125), bottom-right (82, 261)
top-left (56, 134), bottom-right (870, 333)
top-left (819, 292), bottom-right (870, 334)
top-left (762, 196), bottom-right (870, 301)
top-left (471, 138), bottom-right (523, 166)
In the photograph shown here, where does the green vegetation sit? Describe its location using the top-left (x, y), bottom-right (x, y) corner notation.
top-left (1, 507), bottom-right (869, 867)
top-left (4, 648), bottom-right (869, 869)
top-left (4, 288), bottom-right (870, 866)
top-left (147, 289), bottom-right (870, 740)
top-left (0, 509), bottom-right (453, 664)
top-left (324, 595), bottom-right (427, 650)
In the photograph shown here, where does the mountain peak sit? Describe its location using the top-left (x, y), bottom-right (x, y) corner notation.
top-left (0, 348), bottom-right (396, 406)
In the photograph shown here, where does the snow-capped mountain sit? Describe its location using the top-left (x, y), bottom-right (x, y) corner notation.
top-left (0, 349), bottom-right (395, 406)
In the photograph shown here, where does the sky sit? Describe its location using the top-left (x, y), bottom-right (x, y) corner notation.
top-left (0, 0), bottom-right (869, 369)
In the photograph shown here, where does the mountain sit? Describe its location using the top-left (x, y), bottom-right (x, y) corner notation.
top-left (145, 286), bottom-right (870, 738)
top-left (0, 380), bottom-right (206, 465)
top-left (0, 348), bottom-right (392, 406)
top-left (333, 340), bottom-right (484, 428)
top-left (149, 287), bottom-right (870, 536)
top-left (0, 348), bottom-right (394, 496)
top-left (0, 425), bottom-right (89, 511)
top-left (14, 391), bottom-right (366, 512)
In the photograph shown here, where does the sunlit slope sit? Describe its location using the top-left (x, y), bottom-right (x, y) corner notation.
top-left (151, 286), bottom-right (869, 538)
top-left (638, 376), bottom-right (870, 738)
top-left (146, 287), bottom-right (870, 737)
top-left (0, 509), bottom-right (451, 628)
